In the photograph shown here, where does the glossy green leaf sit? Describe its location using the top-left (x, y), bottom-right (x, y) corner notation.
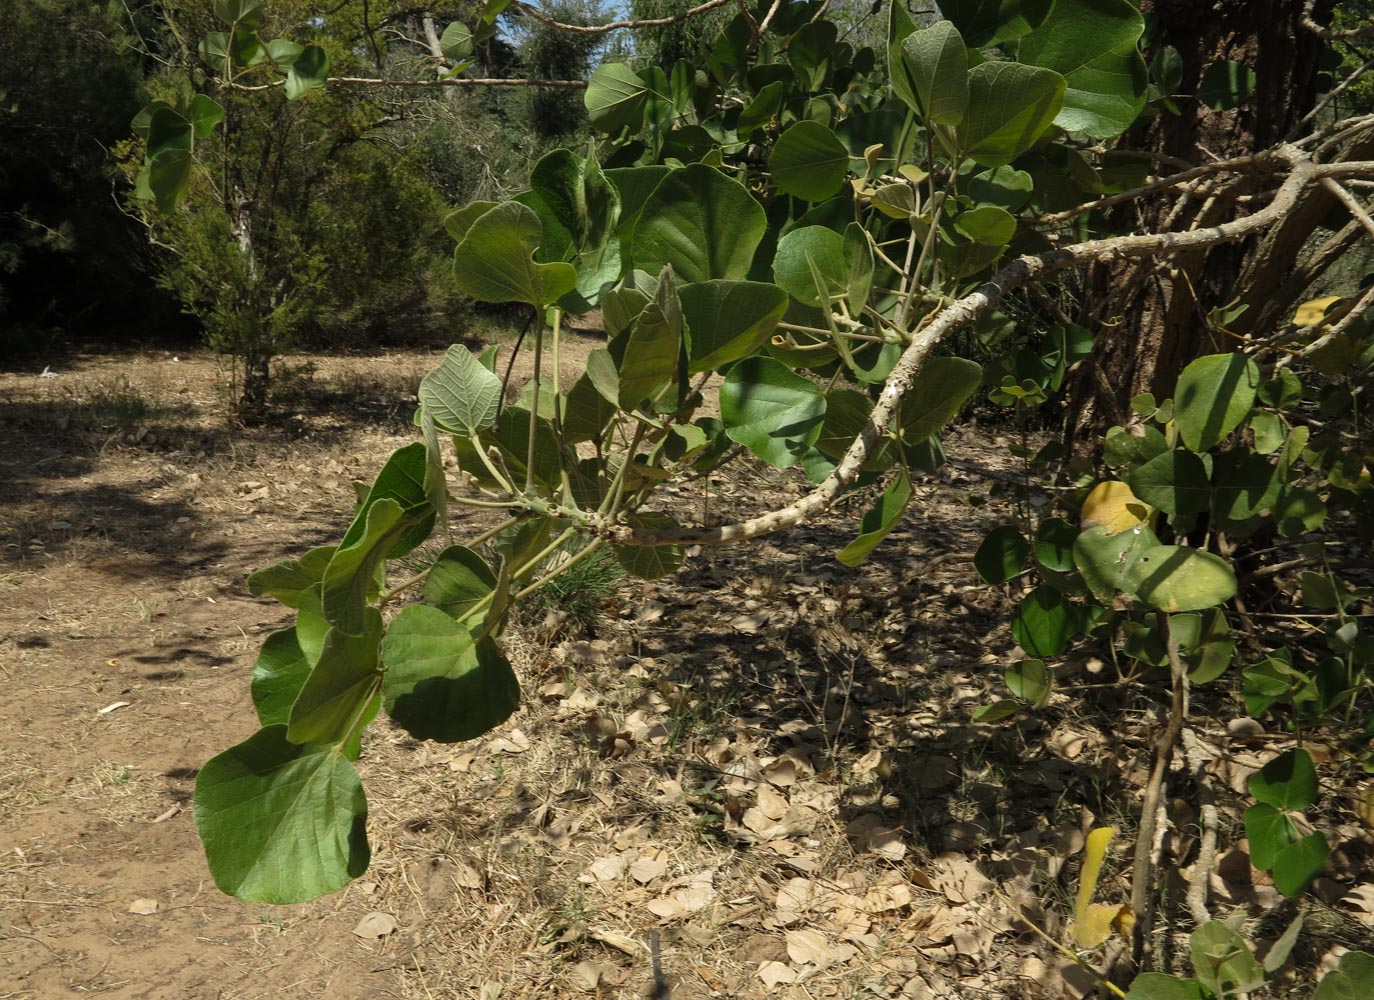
top-left (837, 467), bottom-right (912, 567)
top-left (1034, 517), bottom-right (1078, 572)
top-left (1212, 446), bottom-right (1281, 524)
top-left (1128, 545), bottom-right (1237, 612)
top-left (1250, 747), bottom-right (1317, 811)
top-left (957, 62), bottom-right (1066, 167)
top-left (214, 0), bottom-right (262, 24)
top-left (738, 80), bottom-right (785, 132)
top-left (188, 94), bottom-right (224, 140)
top-left (1011, 585), bottom-right (1080, 657)
top-left (720, 357), bottom-right (826, 468)
top-left (381, 606), bottom-right (519, 742)
top-left (248, 545), bottom-right (336, 609)
top-left (1190, 921), bottom-right (1265, 996)
top-left (815, 389), bottom-right (896, 471)
top-left (955, 204), bottom-right (1016, 245)
top-left (1018, 0), bottom-right (1147, 138)
top-left (899, 20), bottom-right (968, 124)
top-left (423, 545), bottom-right (497, 622)
top-left (898, 357), bottom-right (983, 440)
top-left (614, 512), bottom-right (685, 579)
top-left (251, 627), bottom-right (313, 727)
top-left (1313, 951), bottom-right (1374, 1000)
top-left (1271, 832), bottom-right (1329, 897)
top-left (585, 62), bottom-right (651, 133)
top-left (1174, 353), bottom-right (1261, 452)
top-left (1073, 523), bottom-right (1160, 602)
top-left (940, 0), bottom-right (1053, 46)
top-left (770, 121), bottom-right (849, 202)
top-left (453, 202), bottom-right (577, 307)
top-left (681, 280), bottom-right (788, 373)
top-left (633, 164), bottom-right (765, 284)
top-left (195, 725), bottom-right (369, 903)
top-left (1127, 450), bottom-right (1211, 516)
top-left (322, 498), bottom-right (405, 635)
top-left (287, 608), bottom-right (382, 745)
top-left (1007, 658), bottom-right (1051, 707)
top-left (285, 44), bottom-right (329, 100)
top-left (1245, 802), bottom-right (1297, 871)
top-left (789, 19), bottom-right (838, 91)
top-left (975, 524), bottom-right (1030, 584)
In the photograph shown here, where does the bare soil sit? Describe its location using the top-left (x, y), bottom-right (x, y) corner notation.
top-left (1, 345), bottom-right (1371, 1000)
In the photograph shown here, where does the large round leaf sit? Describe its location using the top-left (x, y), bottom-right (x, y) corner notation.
top-left (1128, 545), bottom-right (1237, 612)
top-left (1073, 523), bottom-right (1160, 602)
top-left (380, 606), bottom-right (520, 743)
top-left (1126, 450), bottom-right (1211, 516)
top-left (681, 280), bottom-right (788, 373)
top-left (900, 20), bottom-right (969, 124)
top-left (585, 62), bottom-right (651, 133)
top-left (770, 121), bottom-right (850, 202)
top-left (1173, 353), bottom-right (1260, 453)
top-left (720, 358), bottom-right (826, 468)
top-left (773, 226), bottom-right (846, 307)
top-left (1012, 585), bottom-right (1080, 657)
top-left (453, 202), bottom-right (577, 308)
top-left (975, 524), bottom-right (1030, 584)
top-left (420, 345), bottom-right (502, 436)
top-left (195, 725), bottom-right (370, 903)
top-left (940, 0), bottom-right (1054, 46)
top-left (633, 164), bottom-right (766, 284)
top-left (956, 62), bottom-right (1066, 167)
top-left (1017, 0), bottom-right (1147, 139)
top-left (898, 356), bottom-right (983, 440)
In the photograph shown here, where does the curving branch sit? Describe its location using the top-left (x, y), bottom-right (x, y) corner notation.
top-left (606, 151), bottom-right (1374, 548)
top-left (508, 0), bottom-right (735, 36)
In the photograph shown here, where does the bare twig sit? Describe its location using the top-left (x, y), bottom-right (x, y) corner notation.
top-left (1319, 176), bottom-right (1374, 240)
top-left (1286, 280), bottom-right (1374, 363)
top-left (1300, 0), bottom-right (1374, 40)
top-left (510, 0), bottom-right (735, 36)
top-left (1181, 728), bottom-right (1218, 929)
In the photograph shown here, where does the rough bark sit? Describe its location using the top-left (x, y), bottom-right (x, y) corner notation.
top-left (1067, 0), bottom-right (1336, 443)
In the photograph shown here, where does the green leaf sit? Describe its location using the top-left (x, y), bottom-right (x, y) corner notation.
top-left (1127, 450), bottom-right (1211, 516)
top-left (1018, 0), bottom-right (1147, 139)
top-left (774, 226), bottom-right (847, 308)
top-left (285, 44), bottom-right (328, 100)
top-left (618, 266), bottom-right (683, 409)
top-left (341, 443), bottom-right (435, 560)
top-left (322, 498), bottom-right (405, 636)
top-left (1245, 802), bottom-right (1297, 871)
top-left (681, 280), bottom-right (788, 373)
top-left (898, 357), bottom-right (983, 440)
top-left (1012, 585), bottom-right (1080, 657)
top-left (453, 202), bottom-right (577, 308)
top-left (816, 389), bottom-right (896, 471)
top-left (188, 94), bottom-right (224, 140)
top-left (1198, 60), bottom-right (1256, 111)
top-left (1007, 658), bottom-right (1051, 707)
top-left (837, 467), bottom-right (912, 566)
top-left (940, 0), bottom-right (1054, 46)
top-left (1072, 523), bottom-right (1160, 602)
top-left (418, 345), bottom-right (501, 439)
top-left (720, 357), bottom-right (826, 468)
top-left (900, 20), bottom-right (969, 124)
top-left (247, 545), bottom-right (336, 608)
top-left (1272, 832), bottom-right (1329, 897)
top-left (770, 121), bottom-right (850, 202)
top-left (975, 524), bottom-right (1030, 584)
top-left (1212, 446), bottom-right (1281, 524)
top-left (194, 726), bottom-right (369, 903)
top-left (586, 62), bottom-right (653, 133)
top-left (614, 512), bottom-right (685, 579)
top-left (1250, 747), bottom-right (1318, 811)
top-left (738, 80), bottom-right (786, 133)
top-left (1174, 353), bottom-right (1261, 452)
top-left (633, 164), bottom-right (766, 284)
top-left (1249, 411), bottom-right (1285, 455)
top-left (251, 627), bottom-right (313, 727)
top-left (957, 62), bottom-right (1066, 167)
top-left (1314, 951), bottom-right (1374, 1000)
top-left (380, 606), bottom-right (520, 742)
top-left (1125, 973), bottom-right (1213, 1000)
top-left (439, 22), bottom-right (473, 60)
top-left (955, 204), bottom-right (1016, 245)
top-left (214, 0), bottom-right (263, 25)
top-left (789, 19), bottom-right (838, 91)
top-left (1128, 545), bottom-right (1237, 612)
top-left (1034, 518), bottom-right (1079, 572)
top-left (424, 545), bottom-right (498, 622)
top-left (287, 608), bottom-right (382, 745)
top-left (1190, 921), bottom-right (1265, 995)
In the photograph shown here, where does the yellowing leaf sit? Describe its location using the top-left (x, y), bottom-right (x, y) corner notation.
top-left (1072, 827), bottom-right (1130, 948)
top-left (1080, 481), bottom-right (1151, 535)
top-left (1293, 295), bottom-right (1343, 328)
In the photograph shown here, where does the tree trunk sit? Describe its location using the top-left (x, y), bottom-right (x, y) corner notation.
top-left (1066, 0), bottom-right (1336, 444)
